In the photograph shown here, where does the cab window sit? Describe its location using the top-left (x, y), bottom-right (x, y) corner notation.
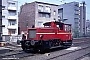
top-left (57, 24), bottom-right (63, 30)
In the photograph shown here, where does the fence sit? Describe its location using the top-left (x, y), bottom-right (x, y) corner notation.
top-left (2, 35), bottom-right (22, 42)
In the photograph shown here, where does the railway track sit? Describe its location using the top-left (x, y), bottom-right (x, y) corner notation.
top-left (45, 38), bottom-right (90, 60)
top-left (73, 37), bottom-right (90, 43)
top-left (0, 43), bottom-right (38, 60)
top-left (73, 40), bottom-right (90, 47)
top-left (4, 45), bottom-right (22, 51)
top-left (0, 44), bottom-right (41, 60)
top-left (75, 53), bottom-right (90, 60)
top-left (72, 37), bottom-right (90, 47)
top-left (47, 45), bottom-right (90, 60)
top-left (19, 38), bottom-right (90, 60)
top-left (0, 37), bottom-right (90, 60)
top-left (0, 50), bottom-right (36, 60)
top-left (17, 43), bottom-right (90, 60)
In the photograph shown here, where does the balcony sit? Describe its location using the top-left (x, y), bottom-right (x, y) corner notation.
top-left (75, 11), bottom-right (79, 15)
top-left (8, 7), bottom-right (17, 11)
top-left (8, 16), bottom-right (16, 20)
top-left (38, 9), bottom-right (50, 13)
top-left (44, 10), bottom-right (51, 13)
top-left (38, 9), bottom-right (43, 12)
top-left (8, 25), bottom-right (17, 29)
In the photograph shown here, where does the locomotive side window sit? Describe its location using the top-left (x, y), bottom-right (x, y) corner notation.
top-left (65, 25), bottom-right (70, 32)
top-left (44, 26), bottom-right (51, 27)
top-left (28, 30), bottom-right (36, 38)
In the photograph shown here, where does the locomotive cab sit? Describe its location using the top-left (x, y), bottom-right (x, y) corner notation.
top-left (21, 21), bottom-right (72, 53)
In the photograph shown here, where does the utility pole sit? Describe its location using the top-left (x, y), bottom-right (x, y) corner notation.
top-left (80, 1), bottom-right (86, 37)
top-left (82, 1), bottom-right (86, 37)
top-left (0, 0), bottom-right (5, 41)
top-left (0, 0), bottom-right (2, 41)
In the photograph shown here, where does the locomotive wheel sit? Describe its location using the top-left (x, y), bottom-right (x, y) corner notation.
top-left (21, 44), bottom-right (28, 52)
top-left (21, 41), bottom-right (31, 52)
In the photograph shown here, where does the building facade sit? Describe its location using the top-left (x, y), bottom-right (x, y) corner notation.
top-left (19, 1), bottom-right (58, 33)
top-left (2, 0), bottom-right (18, 35)
top-left (58, 2), bottom-right (79, 37)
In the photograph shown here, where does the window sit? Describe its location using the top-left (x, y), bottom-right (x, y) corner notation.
top-left (8, 11), bottom-right (16, 16)
top-left (56, 23), bottom-right (63, 30)
top-left (2, 6), bottom-right (5, 8)
top-left (39, 13), bottom-right (42, 17)
top-left (46, 14), bottom-right (50, 18)
top-left (8, 3), bottom-right (15, 7)
top-left (75, 22), bottom-right (78, 24)
top-left (8, 29), bottom-right (16, 34)
top-left (75, 4), bottom-right (79, 7)
top-left (2, 6), bottom-right (5, 10)
top-left (54, 10), bottom-right (56, 15)
top-left (45, 6), bottom-right (50, 12)
top-left (29, 30), bottom-right (36, 38)
top-left (65, 25), bottom-right (70, 32)
top-left (58, 8), bottom-right (63, 19)
top-left (75, 10), bottom-right (79, 15)
top-left (54, 18), bottom-right (56, 20)
top-left (75, 14), bottom-right (79, 18)
top-left (38, 22), bottom-right (43, 27)
top-left (59, 24), bottom-right (63, 30)
top-left (2, 16), bottom-right (5, 18)
top-left (8, 20), bottom-right (16, 26)
top-left (58, 8), bottom-right (63, 14)
top-left (38, 5), bottom-right (43, 12)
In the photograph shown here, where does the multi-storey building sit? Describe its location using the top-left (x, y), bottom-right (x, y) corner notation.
top-left (58, 2), bottom-right (79, 37)
top-left (19, 1), bottom-right (58, 33)
top-left (86, 20), bottom-right (90, 34)
top-left (2, 0), bottom-right (18, 35)
top-left (0, 0), bottom-right (2, 40)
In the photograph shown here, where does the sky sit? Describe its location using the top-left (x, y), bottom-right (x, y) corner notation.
top-left (14, 0), bottom-right (90, 20)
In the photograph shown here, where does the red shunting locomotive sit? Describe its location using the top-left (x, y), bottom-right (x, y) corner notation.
top-left (21, 21), bottom-right (72, 53)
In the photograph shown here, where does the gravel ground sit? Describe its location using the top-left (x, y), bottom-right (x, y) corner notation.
top-left (19, 43), bottom-right (90, 60)
top-left (79, 53), bottom-right (90, 60)
top-left (1, 38), bottom-right (90, 60)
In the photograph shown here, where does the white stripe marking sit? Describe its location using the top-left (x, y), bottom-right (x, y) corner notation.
top-left (57, 33), bottom-right (71, 34)
top-left (36, 33), bottom-right (71, 34)
top-left (36, 33), bottom-right (55, 34)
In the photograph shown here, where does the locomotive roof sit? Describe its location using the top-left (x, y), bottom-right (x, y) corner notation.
top-left (43, 21), bottom-right (71, 26)
top-left (43, 21), bottom-right (63, 26)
